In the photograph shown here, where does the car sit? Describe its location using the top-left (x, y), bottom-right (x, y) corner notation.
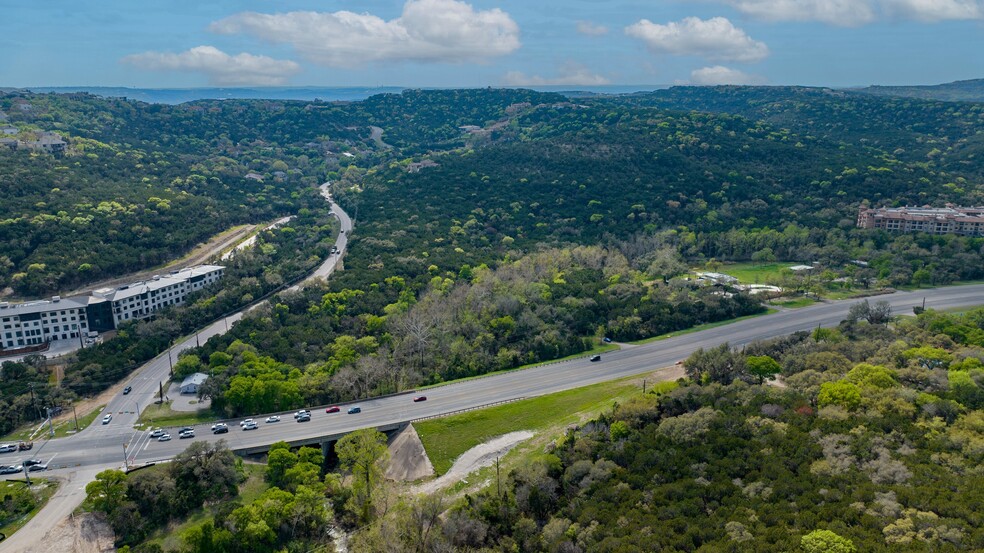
top-left (18, 441), bottom-right (33, 451)
top-left (102, 414), bottom-right (113, 424)
top-left (23, 459), bottom-right (43, 467)
top-left (179, 426), bottom-right (194, 433)
top-left (149, 428), bottom-right (165, 438)
top-left (179, 429), bottom-right (195, 439)
top-left (265, 415), bottom-right (281, 423)
top-left (0, 465), bottom-right (23, 475)
top-left (603, 337), bottom-right (612, 343)
top-left (589, 355), bottom-right (602, 362)
top-left (325, 406), bottom-right (340, 413)
top-left (27, 463), bottom-right (48, 472)
top-left (296, 414), bottom-right (311, 422)
top-left (122, 386), bottom-right (132, 395)
top-left (239, 419), bottom-right (255, 427)
top-left (293, 409), bottom-right (310, 419)
top-left (157, 433), bottom-right (171, 442)
top-left (242, 422), bottom-right (258, 431)
top-left (211, 423), bottom-right (229, 434)
top-left (347, 406), bottom-right (362, 414)
top-left (413, 396), bottom-right (427, 402)
top-left (0, 444), bottom-right (17, 454)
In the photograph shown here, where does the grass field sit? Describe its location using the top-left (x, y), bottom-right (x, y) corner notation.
top-left (136, 401), bottom-right (217, 428)
top-left (0, 479), bottom-right (58, 539)
top-left (713, 261), bottom-right (801, 284)
top-left (415, 375), bottom-right (678, 476)
top-left (1, 405), bottom-right (105, 443)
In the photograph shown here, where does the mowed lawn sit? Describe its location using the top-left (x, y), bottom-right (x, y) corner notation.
top-left (715, 262), bottom-right (805, 284)
top-left (415, 375), bottom-right (678, 476)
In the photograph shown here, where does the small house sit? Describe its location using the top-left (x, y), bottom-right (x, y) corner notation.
top-left (179, 372), bottom-right (209, 394)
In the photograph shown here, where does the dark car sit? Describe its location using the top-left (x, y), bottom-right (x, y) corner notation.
top-left (325, 406), bottom-right (340, 413)
top-left (212, 423), bottom-right (229, 434)
top-left (347, 406), bottom-right (361, 414)
top-left (413, 396), bottom-right (427, 402)
top-left (296, 414), bottom-right (311, 422)
top-left (602, 337), bottom-right (612, 343)
top-left (122, 386), bottom-right (132, 395)
top-left (23, 459), bottom-right (43, 467)
top-left (590, 355), bottom-right (602, 362)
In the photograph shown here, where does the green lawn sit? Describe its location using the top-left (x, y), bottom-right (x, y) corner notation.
top-left (1, 405), bottom-right (105, 443)
top-left (713, 261), bottom-right (802, 284)
top-left (415, 375), bottom-right (678, 476)
top-left (0, 479), bottom-right (59, 539)
top-left (136, 401), bottom-right (217, 428)
top-left (768, 297), bottom-right (818, 309)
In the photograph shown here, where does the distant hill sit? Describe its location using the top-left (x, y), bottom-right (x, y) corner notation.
top-left (855, 78), bottom-right (984, 102)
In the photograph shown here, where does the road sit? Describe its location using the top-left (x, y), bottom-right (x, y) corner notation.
top-left (0, 182), bottom-right (350, 553)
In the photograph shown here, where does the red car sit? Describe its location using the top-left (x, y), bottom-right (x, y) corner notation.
top-left (325, 406), bottom-right (340, 413)
top-left (413, 396), bottom-right (427, 402)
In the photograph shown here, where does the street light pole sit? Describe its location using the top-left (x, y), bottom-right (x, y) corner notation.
top-left (122, 443), bottom-right (129, 471)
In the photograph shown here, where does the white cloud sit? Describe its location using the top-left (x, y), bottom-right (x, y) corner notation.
top-left (690, 65), bottom-right (765, 85)
top-left (882, 0), bottom-right (983, 21)
top-left (210, 0), bottom-right (520, 67)
top-left (122, 46), bottom-right (300, 86)
top-left (712, 0), bottom-right (983, 25)
top-left (576, 21), bottom-right (609, 36)
top-left (715, 0), bottom-right (876, 26)
top-left (625, 17), bottom-right (769, 63)
top-left (503, 63), bottom-right (610, 86)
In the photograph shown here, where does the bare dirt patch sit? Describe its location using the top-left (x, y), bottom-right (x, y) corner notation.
top-left (412, 431), bottom-right (534, 496)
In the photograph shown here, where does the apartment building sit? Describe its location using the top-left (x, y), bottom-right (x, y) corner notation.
top-left (0, 296), bottom-right (92, 350)
top-left (0, 265), bottom-right (224, 352)
top-left (857, 205), bottom-right (984, 237)
top-left (93, 265), bottom-right (224, 327)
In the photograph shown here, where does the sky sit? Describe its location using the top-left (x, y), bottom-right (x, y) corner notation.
top-left (2, 0), bottom-right (983, 89)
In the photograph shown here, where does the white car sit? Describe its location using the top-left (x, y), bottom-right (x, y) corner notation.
top-left (293, 410), bottom-right (310, 419)
top-left (0, 465), bottom-right (23, 474)
top-left (27, 463), bottom-right (48, 472)
top-left (179, 429), bottom-right (195, 439)
top-left (102, 414), bottom-right (113, 424)
top-left (242, 421), bottom-right (258, 431)
top-left (265, 415), bottom-right (280, 423)
top-left (239, 418), bottom-right (256, 427)
top-left (149, 428), bottom-right (165, 438)
top-left (157, 433), bottom-right (171, 442)
top-left (0, 444), bottom-right (17, 453)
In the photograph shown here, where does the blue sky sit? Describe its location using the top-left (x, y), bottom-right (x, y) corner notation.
top-left (3, 0), bottom-right (983, 88)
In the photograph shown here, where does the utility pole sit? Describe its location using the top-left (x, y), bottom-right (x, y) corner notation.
top-left (29, 383), bottom-right (41, 421)
top-left (23, 464), bottom-right (31, 485)
top-left (122, 443), bottom-right (129, 471)
top-left (643, 379), bottom-right (647, 395)
top-left (46, 407), bottom-right (54, 437)
top-left (159, 381), bottom-right (165, 402)
top-left (496, 456), bottom-right (501, 498)
top-left (73, 405), bottom-right (79, 432)
top-left (167, 341), bottom-right (174, 378)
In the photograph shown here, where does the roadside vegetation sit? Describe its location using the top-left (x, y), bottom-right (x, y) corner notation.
top-left (0, 478), bottom-right (58, 539)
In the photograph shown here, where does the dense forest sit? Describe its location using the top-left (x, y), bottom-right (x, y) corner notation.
top-left (350, 307), bottom-right (984, 552)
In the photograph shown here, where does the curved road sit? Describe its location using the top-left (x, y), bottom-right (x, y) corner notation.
top-left (2, 219), bottom-right (983, 550)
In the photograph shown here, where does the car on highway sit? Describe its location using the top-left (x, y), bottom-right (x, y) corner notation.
top-left (325, 406), bottom-right (340, 413)
top-left (179, 426), bottom-right (194, 433)
top-left (590, 355), bottom-right (602, 362)
top-left (0, 444), bottom-right (16, 453)
top-left (0, 465), bottom-right (23, 475)
top-left (150, 428), bottom-right (165, 438)
top-left (413, 396), bottom-right (427, 402)
top-left (293, 410), bottom-right (310, 419)
top-left (102, 414), bottom-right (113, 424)
top-left (211, 423), bottom-right (229, 434)
top-left (23, 459), bottom-right (43, 467)
top-left (265, 415), bottom-right (280, 423)
top-left (179, 429), bottom-right (195, 439)
top-left (123, 386), bottom-right (132, 395)
top-left (239, 419), bottom-right (255, 427)
top-left (157, 433), bottom-right (171, 442)
top-left (242, 421), bottom-right (258, 431)
top-left (296, 413), bottom-right (311, 422)
top-left (347, 406), bottom-right (362, 414)
top-left (27, 463), bottom-right (48, 472)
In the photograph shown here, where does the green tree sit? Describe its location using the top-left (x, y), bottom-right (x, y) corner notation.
top-left (336, 428), bottom-right (390, 522)
top-left (817, 381), bottom-right (862, 411)
top-left (85, 469), bottom-right (128, 515)
top-left (746, 355), bottom-right (782, 383)
top-left (801, 529), bottom-right (856, 553)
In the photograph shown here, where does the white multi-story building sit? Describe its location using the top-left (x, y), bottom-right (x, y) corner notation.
top-left (857, 205), bottom-right (984, 237)
top-left (93, 265), bottom-right (224, 328)
top-left (0, 296), bottom-right (92, 350)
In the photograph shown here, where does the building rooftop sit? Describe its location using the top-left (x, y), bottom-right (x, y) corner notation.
top-left (180, 372), bottom-right (209, 387)
top-left (92, 265), bottom-right (224, 302)
top-left (0, 295), bottom-right (98, 317)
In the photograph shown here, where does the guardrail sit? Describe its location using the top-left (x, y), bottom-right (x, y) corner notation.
top-left (409, 397), bottom-right (526, 423)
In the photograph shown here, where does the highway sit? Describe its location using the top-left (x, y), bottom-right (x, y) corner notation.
top-left (5, 282), bottom-right (983, 474)
top-left (1, 179), bottom-right (983, 551)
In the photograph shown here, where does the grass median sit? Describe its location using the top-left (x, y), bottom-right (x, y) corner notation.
top-left (415, 372), bottom-right (679, 476)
